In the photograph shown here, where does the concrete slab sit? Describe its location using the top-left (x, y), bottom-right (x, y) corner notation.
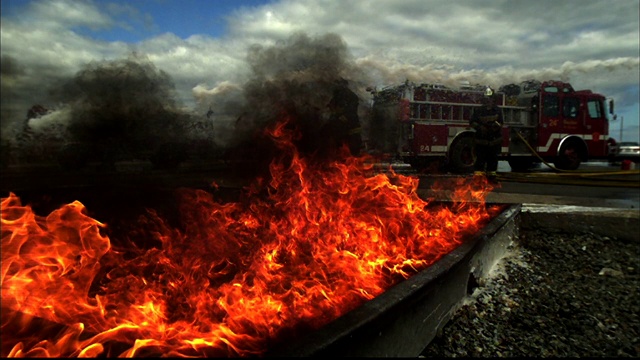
top-left (519, 204), bottom-right (639, 242)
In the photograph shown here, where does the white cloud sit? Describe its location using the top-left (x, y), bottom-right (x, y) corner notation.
top-left (29, 0), bottom-right (113, 30)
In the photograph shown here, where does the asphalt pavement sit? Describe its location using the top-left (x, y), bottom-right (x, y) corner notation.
top-left (411, 161), bottom-right (640, 210)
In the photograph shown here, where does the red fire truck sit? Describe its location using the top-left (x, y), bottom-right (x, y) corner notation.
top-left (368, 80), bottom-right (617, 173)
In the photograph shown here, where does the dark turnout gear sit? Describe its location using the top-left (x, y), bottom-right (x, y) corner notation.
top-left (327, 81), bottom-right (362, 156)
top-left (470, 91), bottom-right (504, 174)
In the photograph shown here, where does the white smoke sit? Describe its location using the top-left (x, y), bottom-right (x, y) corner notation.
top-left (27, 106), bottom-right (72, 135)
top-left (191, 81), bottom-right (247, 147)
top-left (356, 56), bottom-right (640, 91)
top-left (192, 81), bottom-right (244, 107)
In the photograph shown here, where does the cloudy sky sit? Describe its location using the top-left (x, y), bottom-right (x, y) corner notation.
top-left (2, 0), bottom-right (639, 142)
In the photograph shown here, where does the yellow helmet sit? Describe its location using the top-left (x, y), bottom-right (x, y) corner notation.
top-left (484, 86), bottom-right (494, 97)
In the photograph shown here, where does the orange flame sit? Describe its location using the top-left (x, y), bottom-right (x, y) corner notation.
top-left (1, 116), bottom-right (498, 357)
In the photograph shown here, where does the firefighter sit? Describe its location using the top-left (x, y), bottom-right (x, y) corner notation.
top-left (470, 87), bottom-right (504, 179)
top-left (326, 78), bottom-right (362, 156)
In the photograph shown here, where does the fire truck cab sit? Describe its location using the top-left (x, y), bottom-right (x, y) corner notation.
top-left (368, 80), bottom-right (615, 173)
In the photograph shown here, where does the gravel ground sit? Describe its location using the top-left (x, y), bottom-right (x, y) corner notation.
top-left (421, 227), bottom-right (640, 358)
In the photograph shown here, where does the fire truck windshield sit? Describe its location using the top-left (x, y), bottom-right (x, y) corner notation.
top-left (588, 100), bottom-right (604, 119)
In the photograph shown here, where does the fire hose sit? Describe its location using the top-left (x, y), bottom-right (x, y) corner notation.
top-left (495, 129), bottom-right (640, 188)
top-left (513, 129), bottom-right (577, 173)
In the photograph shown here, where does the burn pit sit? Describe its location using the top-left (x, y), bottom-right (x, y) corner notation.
top-left (0, 115), bottom-right (512, 357)
top-left (1, 31), bottom-right (524, 357)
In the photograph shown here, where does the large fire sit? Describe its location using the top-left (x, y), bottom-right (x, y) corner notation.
top-left (1, 116), bottom-right (498, 357)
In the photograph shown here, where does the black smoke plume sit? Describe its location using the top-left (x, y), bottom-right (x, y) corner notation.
top-left (52, 54), bottom-right (191, 166)
top-left (23, 33), bottom-right (367, 175)
top-left (224, 32), bottom-right (366, 177)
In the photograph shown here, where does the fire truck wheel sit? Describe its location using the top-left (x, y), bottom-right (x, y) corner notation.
top-left (508, 157), bottom-right (536, 172)
top-left (407, 157), bottom-right (426, 170)
top-left (449, 136), bottom-right (476, 174)
top-left (554, 139), bottom-right (584, 171)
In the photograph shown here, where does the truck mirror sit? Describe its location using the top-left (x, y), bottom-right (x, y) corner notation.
top-left (609, 99), bottom-right (614, 114)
